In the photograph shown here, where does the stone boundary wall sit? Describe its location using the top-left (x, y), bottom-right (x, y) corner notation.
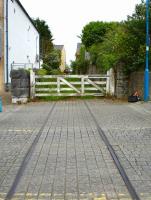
top-left (115, 66), bottom-right (128, 98)
top-left (10, 69), bottom-right (30, 103)
top-left (129, 71), bottom-right (151, 100)
top-left (10, 69), bottom-right (151, 102)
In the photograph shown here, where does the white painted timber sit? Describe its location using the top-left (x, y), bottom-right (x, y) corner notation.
top-left (33, 74), bottom-right (108, 97)
top-left (106, 68), bottom-right (115, 95)
top-left (35, 75), bottom-right (108, 79)
top-left (35, 93), bottom-right (104, 97)
top-left (60, 77), bottom-right (81, 93)
top-left (86, 78), bottom-right (104, 92)
top-left (30, 70), bottom-right (35, 99)
top-left (35, 81), bottom-right (106, 85)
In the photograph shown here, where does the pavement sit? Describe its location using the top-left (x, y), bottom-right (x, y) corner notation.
top-left (0, 100), bottom-right (151, 200)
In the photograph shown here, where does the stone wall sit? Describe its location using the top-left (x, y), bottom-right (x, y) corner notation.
top-left (115, 69), bottom-right (151, 100)
top-left (115, 66), bottom-right (128, 98)
top-left (11, 69), bottom-right (30, 103)
top-left (129, 71), bottom-right (151, 100)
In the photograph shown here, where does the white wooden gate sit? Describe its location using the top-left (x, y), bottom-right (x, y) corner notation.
top-left (30, 74), bottom-right (109, 97)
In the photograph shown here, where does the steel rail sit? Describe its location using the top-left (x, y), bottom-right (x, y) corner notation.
top-left (84, 101), bottom-right (140, 200)
top-left (5, 102), bottom-right (56, 200)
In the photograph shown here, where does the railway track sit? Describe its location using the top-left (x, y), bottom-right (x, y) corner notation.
top-left (5, 101), bottom-right (140, 200)
top-left (5, 102), bottom-right (56, 200)
top-left (84, 101), bottom-right (140, 200)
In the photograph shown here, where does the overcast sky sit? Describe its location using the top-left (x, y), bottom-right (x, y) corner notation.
top-left (20, 0), bottom-right (142, 64)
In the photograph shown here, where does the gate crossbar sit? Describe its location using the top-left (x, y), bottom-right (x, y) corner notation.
top-left (33, 75), bottom-right (108, 97)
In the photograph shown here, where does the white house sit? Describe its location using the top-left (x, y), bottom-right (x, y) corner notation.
top-left (0, 0), bottom-right (40, 92)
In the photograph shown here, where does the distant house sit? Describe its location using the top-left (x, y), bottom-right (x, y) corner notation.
top-left (54, 45), bottom-right (66, 72)
top-left (75, 43), bottom-right (90, 60)
top-left (0, 0), bottom-right (40, 92)
top-left (75, 43), bottom-right (81, 58)
top-left (75, 43), bottom-right (100, 74)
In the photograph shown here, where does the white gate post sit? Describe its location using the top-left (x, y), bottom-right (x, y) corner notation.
top-left (110, 68), bottom-right (115, 96)
top-left (81, 76), bottom-right (85, 95)
top-left (106, 70), bottom-right (110, 95)
top-left (30, 69), bottom-right (35, 99)
top-left (106, 68), bottom-right (115, 96)
top-left (57, 77), bottom-right (60, 94)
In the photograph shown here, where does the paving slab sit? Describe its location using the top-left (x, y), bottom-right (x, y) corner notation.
top-left (0, 100), bottom-right (151, 200)
top-left (87, 100), bottom-right (151, 200)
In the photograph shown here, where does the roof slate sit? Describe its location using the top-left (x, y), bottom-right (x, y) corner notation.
top-left (54, 45), bottom-right (64, 51)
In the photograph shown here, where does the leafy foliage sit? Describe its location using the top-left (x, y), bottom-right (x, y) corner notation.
top-left (77, 1), bottom-right (150, 74)
top-left (71, 45), bottom-right (90, 74)
top-left (42, 49), bottom-right (61, 72)
top-left (33, 18), bottom-right (64, 75)
top-left (33, 18), bottom-right (53, 60)
top-left (70, 60), bottom-right (79, 74)
top-left (81, 21), bottom-right (118, 49)
top-left (36, 68), bottom-right (48, 76)
top-left (50, 69), bottom-right (64, 75)
top-left (97, 24), bottom-right (126, 71)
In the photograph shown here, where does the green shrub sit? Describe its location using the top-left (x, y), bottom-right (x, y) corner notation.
top-left (50, 69), bottom-right (64, 75)
top-left (42, 63), bottom-right (52, 73)
top-left (36, 68), bottom-right (48, 76)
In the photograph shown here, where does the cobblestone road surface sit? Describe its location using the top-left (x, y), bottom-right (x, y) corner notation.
top-left (0, 100), bottom-right (151, 200)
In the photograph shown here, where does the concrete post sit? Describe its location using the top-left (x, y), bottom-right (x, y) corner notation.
top-left (106, 70), bottom-right (110, 94)
top-left (30, 69), bottom-right (35, 99)
top-left (106, 68), bottom-right (115, 96)
top-left (57, 77), bottom-right (60, 94)
top-left (81, 76), bottom-right (85, 95)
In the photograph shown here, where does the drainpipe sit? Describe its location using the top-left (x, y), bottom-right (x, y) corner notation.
top-left (36, 35), bottom-right (40, 69)
top-left (5, 0), bottom-right (9, 91)
top-left (39, 35), bottom-right (40, 68)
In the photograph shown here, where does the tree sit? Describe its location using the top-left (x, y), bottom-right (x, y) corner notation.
top-left (79, 21), bottom-right (120, 73)
top-left (42, 49), bottom-right (61, 73)
top-left (81, 21), bottom-right (117, 49)
top-left (86, 1), bottom-right (151, 74)
top-left (98, 24), bottom-right (126, 71)
top-left (33, 18), bottom-right (53, 60)
top-left (70, 60), bottom-right (79, 74)
top-left (71, 45), bottom-right (90, 74)
top-left (76, 1), bottom-right (150, 75)
top-left (123, 1), bottom-right (147, 73)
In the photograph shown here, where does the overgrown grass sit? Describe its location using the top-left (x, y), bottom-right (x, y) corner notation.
top-left (35, 96), bottom-right (104, 102)
top-left (34, 76), bottom-right (106, 101)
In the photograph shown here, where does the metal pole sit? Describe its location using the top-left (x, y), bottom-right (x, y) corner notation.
top-left (0, 97), bottom-right (2, 112)
top-left (144, 0), bottom-right (150, 101)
